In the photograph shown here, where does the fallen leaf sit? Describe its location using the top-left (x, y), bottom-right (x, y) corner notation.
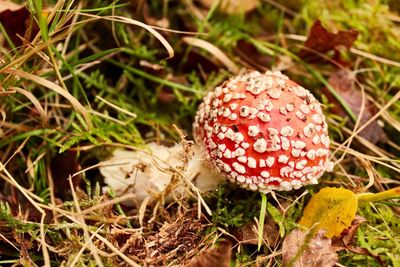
top-left (0, 1), bottom-right (33, 47)
top-left (332, 216), bottom-right (384, 264)
top-left (332, 215), bottom-right (366, 252)
top-left (298, 187), bottom-right (358, 238)
top-left (234, 215), bottom-right (279, 247)
top-left (282, 229), bottom-right (338, 267)
top-left (300, 20), bottom-right (358, 64)
top-left (185, 240), bottom-right (232, 267)
top-left (340, 215), bottom-right (366, 248)
top-left (326, 69), bottom-right (387, 144)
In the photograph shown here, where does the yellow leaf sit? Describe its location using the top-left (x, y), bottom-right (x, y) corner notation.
top-left (298, 187), bottom-right (358, 238)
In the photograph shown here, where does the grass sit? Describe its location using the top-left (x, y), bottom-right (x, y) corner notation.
top-left (0, 0), bottom-right (400, 266)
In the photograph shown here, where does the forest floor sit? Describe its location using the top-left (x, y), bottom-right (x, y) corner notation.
top-left (0, 0), bottom-right (400, 266)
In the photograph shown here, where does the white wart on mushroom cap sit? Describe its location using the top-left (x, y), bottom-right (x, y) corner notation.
top-left (193, 70), bottom-right (333, 192)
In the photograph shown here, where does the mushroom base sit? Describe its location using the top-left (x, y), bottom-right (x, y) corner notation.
top-left (100, 143), bottom-right (223, 206)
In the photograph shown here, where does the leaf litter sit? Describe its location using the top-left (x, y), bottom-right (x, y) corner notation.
top-left (326, 68), bottom-right (387, 144)
top-left (282, 229), bottom-right (338, 267)
top-left (299, 20), bottom-right (358, 65)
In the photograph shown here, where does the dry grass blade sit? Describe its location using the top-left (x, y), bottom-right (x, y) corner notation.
top-left (0, 162), bottom-right (44, 207)
top-left (96, 95), bottom-right (137, 118)
top-left (81, 193), bottom-right (137, 215)
top-left (40, 213), bottom-right (51, 267)
top-left (331, 140), bottom-right (400, 175)
top-left (374, 105), bottom-right (400, 134)
top-left (183, 37), bottom-right (239, 73)
top-left (11, 86), bottom-right (48, 125)
top-left (68, 178), bottom-right (104, 266)
top-left (3, 69), bottom-right (91, 130)
top-left (332, 89), bottom-right (400, 160)
top-left (68, 226), bottom-right (104, 267)
top-left (37, 201), bottom-right (142, 266)
top-left (78, 13), bottom-right (174, 59)
top-left (0, 108), bottom-right (6, 129)
top-left (0, 232), bottom-right (20, 252)
top-left (89, 230), bottom-right (142, 267)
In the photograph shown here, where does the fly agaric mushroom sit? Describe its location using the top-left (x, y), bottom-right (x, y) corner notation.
top-left (193, 70), bottom-right (333, 192)
top-left (101, 70), bottom-right (333, 204)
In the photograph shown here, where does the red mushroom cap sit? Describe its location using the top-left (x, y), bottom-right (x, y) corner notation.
top-left (193, 71), bottom-right (333, 192)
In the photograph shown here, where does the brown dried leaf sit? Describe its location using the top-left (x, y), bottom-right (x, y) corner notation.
top-left (0, 1), bottom-right (33, 47)
top-left (282, 229), bottom-right (338, 267)
top-left (185, 240), bottom-right (232, 267)
top-left (340, 215), bottom-right (366, 247)
top-left (332, 216), bottom-right (384, 264)
top-left (327, 69), bottom-right (386, 144)
top-left (300, 20), bottom-right (358, 64)
top-left (332, 215), bottom-right (366, 251)
top-left (234, 215), bottom-right (279, 247)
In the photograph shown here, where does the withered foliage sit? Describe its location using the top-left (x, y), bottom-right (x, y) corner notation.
top-left (185, 240), bottom-right (232, 267)
top-left (282, 229), bottom-right (338, 267)
top-left (326, 69), bottom-right (386, 144)
top-left (0, 1), bottom-right (38, 46)
top-left (300, 20), bottom-right (358, 65)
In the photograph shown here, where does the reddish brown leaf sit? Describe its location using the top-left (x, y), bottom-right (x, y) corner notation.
top-left (300, 20), bottom-right (358, 64)
top-left (326, 69), bottom-right (386, 144)
top-left (341, 215), bottom-right (366, 247)
top-left (332, 216), bottom-right (384, 265)
top-left (0, 1), bottom-right (33, 47)
top-left (282, 229), bottom-right (338, 267)
top-left (185, 240), bottom-right (231, 267)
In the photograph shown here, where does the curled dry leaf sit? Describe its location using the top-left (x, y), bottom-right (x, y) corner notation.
top-left (332, 215), bottom-right (384, 264)
top-left (185, 240), bottom-right (232, 267)
top-left (282, 229), bottom-right (338, 267)
top-left (326, 69), bottom-right (386, 144)
top-left (332, 215), bottom-right (366, 252)
top-left (300, 20), bottom-right (358, 64)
